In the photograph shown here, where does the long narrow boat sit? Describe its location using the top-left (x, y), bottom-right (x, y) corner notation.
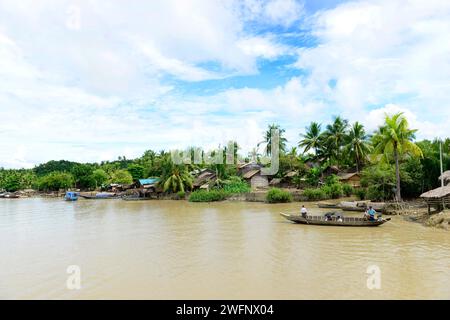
top-left (317, 202), bottom-right (341, 209)
top-left (79, 193), bottom-right (119, 200)
top-left (280, 213), bottom-right (390, 227)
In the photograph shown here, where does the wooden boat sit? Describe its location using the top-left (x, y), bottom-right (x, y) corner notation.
top-left (280, 213), bottom-right (390, 227)
top-left (79, 193), bottom-right (118, 200)
top-left (317, 202), bottom-right (341, 209)
top-left (64, 192), bottom-right (79, 201)
top-left (1, 192), bottom-right (19, 199)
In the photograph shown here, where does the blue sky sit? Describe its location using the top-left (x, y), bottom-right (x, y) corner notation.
top-left (0, 0), bottom-right (450, 168)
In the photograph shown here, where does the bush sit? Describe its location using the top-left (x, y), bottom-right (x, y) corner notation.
top-left (176, 191), bottom-right (186, 199)
top-left (342, 184), bottom-right (354, 197)
top-left (266, 188), bottom-right (292, 203)
top-left (322, 183), bottom-right (343, 199)
top-left (366, 186), bottom-right (387, 201)
top-left (189, 190), bottom-right (227, 202)
top-left (222, 177), bottom-right (251, 194)
top-left (303, 188), bottom-right (327, 201)
top-left (355, 188), bottom-right (367, 200)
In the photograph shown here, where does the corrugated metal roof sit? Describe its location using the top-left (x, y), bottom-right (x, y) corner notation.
top-left (139, 178), bottom-right (160, 185)
top-left (243, 169), bottom-right (260, 179)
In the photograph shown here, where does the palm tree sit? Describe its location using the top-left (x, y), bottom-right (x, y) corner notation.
top-left (372, 112), bottom-right (423, 201)
top-left (344, 122), bottom-right (372, 172)
top-left (259, 124), bottom-right (288, 156)
top-left (162, 166), bottom-right (193, 193)
top-left (299, 122), bottom-right (322, 155)
top-left (323, 116), bottom-right (349, 162)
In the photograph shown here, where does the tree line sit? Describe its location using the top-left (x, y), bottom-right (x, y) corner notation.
top-left (1, 112), bottom-right (448, 201)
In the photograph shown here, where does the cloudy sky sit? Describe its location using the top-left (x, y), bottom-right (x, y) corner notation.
top-left (1, 0), bottom-right (449, 168)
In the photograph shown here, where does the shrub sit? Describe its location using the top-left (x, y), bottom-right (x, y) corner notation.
top-left (321, 183), bottom-right (343, 199)
top-left (366, 186), bottom-right (387, 201)
top-left (303, 188), bottom-right (326, 201)
top-left (266, 188), bottom-right (292, 203)
top-left (222, 177), bottom-right (251, 194)
top-left (176, 191), bottom-right (186, 199)
top-left (342, 184), bottom-right (354, 197)
top-left (189, 190), bottom-right (227, 202)
top-left (355, 188), bottom-right (367, 200)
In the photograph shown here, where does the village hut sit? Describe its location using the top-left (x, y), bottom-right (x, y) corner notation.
top-left (322, 165), bottom-right (340, 178)
top-left (338, 172), bottom-right (361, 188)
top-left (439, 170), bottom-right (450, 186)
top-left (420, 186), bottom-right (450, 214)
top-left (242, 169), bottom-right (269, 189)
top-left (192, 169), bottom-right (217, 190)
top-left (138, 178), bottom-right (160, 192)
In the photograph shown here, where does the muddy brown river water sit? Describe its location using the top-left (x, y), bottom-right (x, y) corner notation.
top-left (0, 198), bottom-right (449, 299)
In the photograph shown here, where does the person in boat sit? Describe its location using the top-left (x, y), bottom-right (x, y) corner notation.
top-left (300, 205), bottom-right (308, 218)
top-left (366, 206), bottom-right (377, 221)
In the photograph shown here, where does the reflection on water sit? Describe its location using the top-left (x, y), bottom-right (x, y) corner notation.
top-left (0, 198), bottom-right (449, 299)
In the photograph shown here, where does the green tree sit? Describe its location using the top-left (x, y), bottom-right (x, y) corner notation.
top-left (2, 174), bottom-right (21, 192)
top-left (36, 172), bottom-right (74, 191)
top-left (127, 164), bottom-right (145, 181)
top-left (162, 166), bottom-right (193, 193)
top-left (299, 122), bottom-right (322, 155)
top-left (372, 113), bottom-right (423, 201)
top-left (110, 169), bottom-right (133, 184)
top-left (323, 116), bottom-right (349, 163)
top-left (344, 122), bottom-right (372, 172)
top-left (259, 124), bottom-right (288, 156)
top-left (91, 169), bottom-right (109, 188)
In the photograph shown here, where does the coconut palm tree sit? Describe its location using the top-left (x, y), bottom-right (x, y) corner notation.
top-left (299, 122), bottom-right (322, 155)
top-left (259, 124), bottom-right (288, 156)
top-left (323, 116), bottom-right (349, 162)
top-left (344, 122), bottom-right (372, 172)
top-left (162, 166), bottom-right (193, 193)
top-left (372, 112), bottom-right (423, 201)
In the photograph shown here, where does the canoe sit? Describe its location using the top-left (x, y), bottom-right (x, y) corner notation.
top-left (317, 202), bottom-right (341, 209)
top-left (79, 193), bottom-right (118, 200)
top-left (280, 213), bottom-right (390, 227)
top-left (1, 193), bottom-right (19, 199)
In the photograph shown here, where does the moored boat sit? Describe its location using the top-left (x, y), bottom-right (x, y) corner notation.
top-left (280, 213), bottom-right (390, 227)
top-left (64, 191), bottom-right (79, 201)
top-left (79, 192), bottom-right (118, 199)
top-left (317, 202), bottom-right (341, 209)
top-left (1, 192), bottom-right (20, 199)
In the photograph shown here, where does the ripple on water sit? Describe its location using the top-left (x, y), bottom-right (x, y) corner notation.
top-left (0, 198), bottom-right (449, 299)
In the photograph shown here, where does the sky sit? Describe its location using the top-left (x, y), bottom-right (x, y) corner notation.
top-left (0, 0), bottom-right (450, 168)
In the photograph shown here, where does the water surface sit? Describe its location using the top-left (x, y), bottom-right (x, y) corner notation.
top-left (0, 198), bottom-right (449, 299)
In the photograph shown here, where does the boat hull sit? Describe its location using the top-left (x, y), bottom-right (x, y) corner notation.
top-left (280, 213), bottom-right (389, 227)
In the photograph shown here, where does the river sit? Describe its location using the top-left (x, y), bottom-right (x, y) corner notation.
top-left (0, 198), bottom-right (449, 299)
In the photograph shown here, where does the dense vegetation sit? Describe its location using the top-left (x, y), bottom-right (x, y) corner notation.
top-left (266, 188), bottom-right (292, 203)
top-left (1, 113), bottom-right (448, 201)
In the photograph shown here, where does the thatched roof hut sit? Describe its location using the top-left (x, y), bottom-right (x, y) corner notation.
top-left (439, 170), bottom-right (450, 186)
top-left (420, 186), bottom-right (450, 213)
top-left (338, 172), bottom-right (361, 188)
top-left (420, 186), bottom-right (450, 199)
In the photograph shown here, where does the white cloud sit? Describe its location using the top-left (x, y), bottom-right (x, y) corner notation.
top-left (295, 0), bottom-right (450, 123)
top-left (237, 35), bottom-right (292, 59)
top-left (1, 0), bottom-right (450, 168)
top-left (241, 0), bottom-right (304, 27)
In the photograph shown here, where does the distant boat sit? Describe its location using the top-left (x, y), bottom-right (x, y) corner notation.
top-left (0, 192), bottom-right (19, 199)
top-left (280, 213), bottom-right (390, 227)
top-left (79, 193), bottom-right (118, 200)
top-left (317, 202), bottom-right (341, 209)
top-left (64, 192), bottom-right (79, 201)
